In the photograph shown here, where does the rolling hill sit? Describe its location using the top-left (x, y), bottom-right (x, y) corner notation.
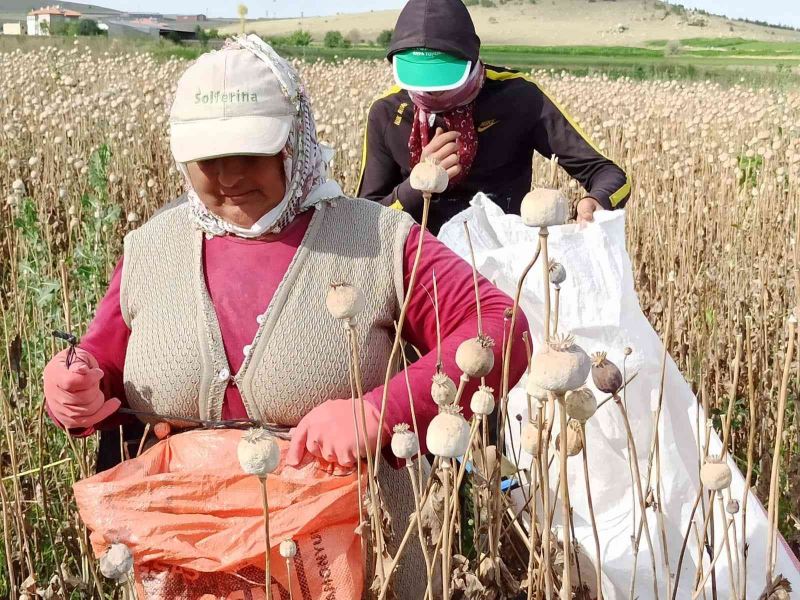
top-left (220, 0), bottom-right (800, 47)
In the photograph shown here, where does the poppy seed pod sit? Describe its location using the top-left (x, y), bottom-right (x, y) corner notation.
top-left (390, 423), bottom-right (419, 460)
top-left (520, 420), bottom-right (544, 456)
top-left (520, 188), bottom-right (569, 228)
top-left (726, 499), bottom-right (740, 515)
top-left (470, 385), bottom-right (495, 416)
top-left (700, 457), bottom-right (732, 491)
top-left (456, 335), bottom-right (496, 378)
top-left (525, 377), bottom-right (550, 407)
top-left (237, 428), bottom-right (280, 478)
top-left (529, 334), bottom-right (590, 395)
top-left (279, 539), bottom-right (297, 559)
top-left (426, 405), bottom-right (471, 458)
top-left (556, 420), bottom-right (583, 457)
top-left (591, 351), bottom-right (623, 394)
top-left (431, 372), bottom-right (457, 406)
top-left (325, 282), bottom-right (365, 321)
top-left (565, 387), bottom-right (597, 422)
top-left (99, 543), bottom-right (133, 582)
top-left (409, 157), bottom-right (449, 194)
top-left (549, 260), bottom-right (567, 286)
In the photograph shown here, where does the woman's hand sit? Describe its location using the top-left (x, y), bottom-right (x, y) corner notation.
top-left (286, 399), bottom-right (387, 469)
top-left (43, 348), bottom-right (121, 430)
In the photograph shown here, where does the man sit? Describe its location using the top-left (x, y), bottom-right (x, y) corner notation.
top-left (357, 0), bottom-right (631, 234)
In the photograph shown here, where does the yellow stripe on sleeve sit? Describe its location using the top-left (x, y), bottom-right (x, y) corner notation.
top-left (389, 200), bottom-right (404, 211)
top-left (609, 176), bottom-right (632, 208)
top-left (355, 85), bottom-right (402, 196)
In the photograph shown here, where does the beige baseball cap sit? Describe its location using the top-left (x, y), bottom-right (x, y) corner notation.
top-left (169, 47), bottom-right (297, 163)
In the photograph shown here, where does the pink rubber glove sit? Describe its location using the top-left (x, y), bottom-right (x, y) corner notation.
top-left (286, 399), bottom-right (391, 469)
top-left (43, 348), bottom-right (121, 430)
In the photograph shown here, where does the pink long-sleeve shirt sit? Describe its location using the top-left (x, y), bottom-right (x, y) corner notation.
top-left (58, 209), bottom-right (529, 454)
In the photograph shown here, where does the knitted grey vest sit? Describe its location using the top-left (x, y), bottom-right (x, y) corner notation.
top-left (119, 198), bottom-right (414, 425)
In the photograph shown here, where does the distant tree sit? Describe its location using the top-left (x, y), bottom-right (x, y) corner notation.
top-left (664, 39), bottom-right (681, 55)
top-left (376, 29), bottom-right (393, 47)
top-left (463, 0), bottom-right (479, 5)
top-left (196, 25), bottom-right (210, 47)
top-left (166, 30), bottom-right (184, 45)
top-left (480, 0), bottom-right (496, 7)
top-left (346, 28), bottom-right (361, 44)
top-left (324, 30), bottom-right (345, 48)
top-left (77, 19), bottom-right (101, 36)
top-left (237, 3), bottom-right (248, 34)
top-left (39, 20), bottom-right (50, 35)
top-left (288, 30), bottom-right (312, 46)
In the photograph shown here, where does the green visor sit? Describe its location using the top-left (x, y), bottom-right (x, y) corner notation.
top-left (392, 48), bottom-right (472, 92)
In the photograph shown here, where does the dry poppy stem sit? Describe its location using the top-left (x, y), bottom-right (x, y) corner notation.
top-left (377, 465), bottom-right (443, 600)
top-left (653, 413), bottom-right (672, 599)
top-left (540, 393), bottom-right (556, 598)
top-left (579, 424), bottom-right (603, 600)
top-left (553, 285), bottom-right (561, 335)
top-left (405, 462), bottom-right (434, 583)
top-left (496, 238), bottom-right (542, 561)
top-left (347, 325), bottom-right (385, 583)
top-left (541, 227), bottom-right (551, 341)
top-left (374, 192), bottom-right (431, 480)
top-left (720, 334), bottom-right (743, 459)
top-left (432, 270), bottom-right (443, 372)
top-left (764, 315), bottom-right (797, 585)
top-left (346, 357), bottom-right (368, 584)
top-left (398, 338), bottom-right (426, 504)
top-left (628, 279), bottom-right (672, 597)
top-left (135, 422), bottom-right (152, 458)
top-left (441, 460), bottom-right (452, 600)
top-left (525, 405), bottom-right (546, 600)
top-left (463, 222), bottom-right (483, 336)
top-left (613, 397), bottom-right (660, 600)
top-left (556, 395), bottom-right (573, 598)
top-left (35, 401), bottom-right (67, 595)
top-left (717, 494), bottom-right (738, 600)
top-left (260, 477), bottom-right (273, 600)
top-left (691, 518), bottom-right (735, 600)
top-left (727, 495), bottom-right (742, 599)
top-left (690, 488), bottom-right (719, 595)
top-left (0, 458), bottom-right (17, 600)
top-left (740, 316), bottom-right (756, 598)
top-left (285, 558), bottom-right (294, 600)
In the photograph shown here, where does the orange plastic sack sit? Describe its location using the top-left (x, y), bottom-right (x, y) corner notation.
top-left (73, 429), bottom-right (363, 600)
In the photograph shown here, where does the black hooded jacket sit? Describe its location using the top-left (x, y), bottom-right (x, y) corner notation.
top-left (357, 0), bottom-right (631, 234)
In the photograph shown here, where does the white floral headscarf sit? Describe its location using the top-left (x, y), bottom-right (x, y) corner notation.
top-left (178, 35), bottom-right (343, 238)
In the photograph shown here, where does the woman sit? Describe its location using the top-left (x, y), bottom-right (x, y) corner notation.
top-left (43, 36), bottom-right (528, 597)
top-left (357, 0), bottom-right (631, 234)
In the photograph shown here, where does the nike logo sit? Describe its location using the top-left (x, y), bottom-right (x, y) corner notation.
top-left (477, 119), bottom-right (500, 133)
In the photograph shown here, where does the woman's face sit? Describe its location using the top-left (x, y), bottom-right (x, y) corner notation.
top-left (186, 154), bottom-right (286, 228)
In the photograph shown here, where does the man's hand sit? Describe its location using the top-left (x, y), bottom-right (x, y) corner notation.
top-left (576, 196), bottom-right (603, 224)
top-left (286, 399), bottom-right (388, 469)
top-left (421, 127), bottom-right (462, 181)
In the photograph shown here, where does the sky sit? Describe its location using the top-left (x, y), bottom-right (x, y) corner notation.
top-left (91, 0), bottom-right (800, 29)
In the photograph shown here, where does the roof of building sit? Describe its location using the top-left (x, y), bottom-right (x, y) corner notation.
top-left (29, 5), bottom-right (81, 17)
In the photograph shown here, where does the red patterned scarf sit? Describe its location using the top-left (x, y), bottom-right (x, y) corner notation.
top-left (408, 62), bottom-right (485, 186)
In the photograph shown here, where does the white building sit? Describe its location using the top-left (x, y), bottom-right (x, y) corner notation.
top-left (26, 6), bottom-right (81, 36)
top-left (2, 22), bottom-right (26, 35)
